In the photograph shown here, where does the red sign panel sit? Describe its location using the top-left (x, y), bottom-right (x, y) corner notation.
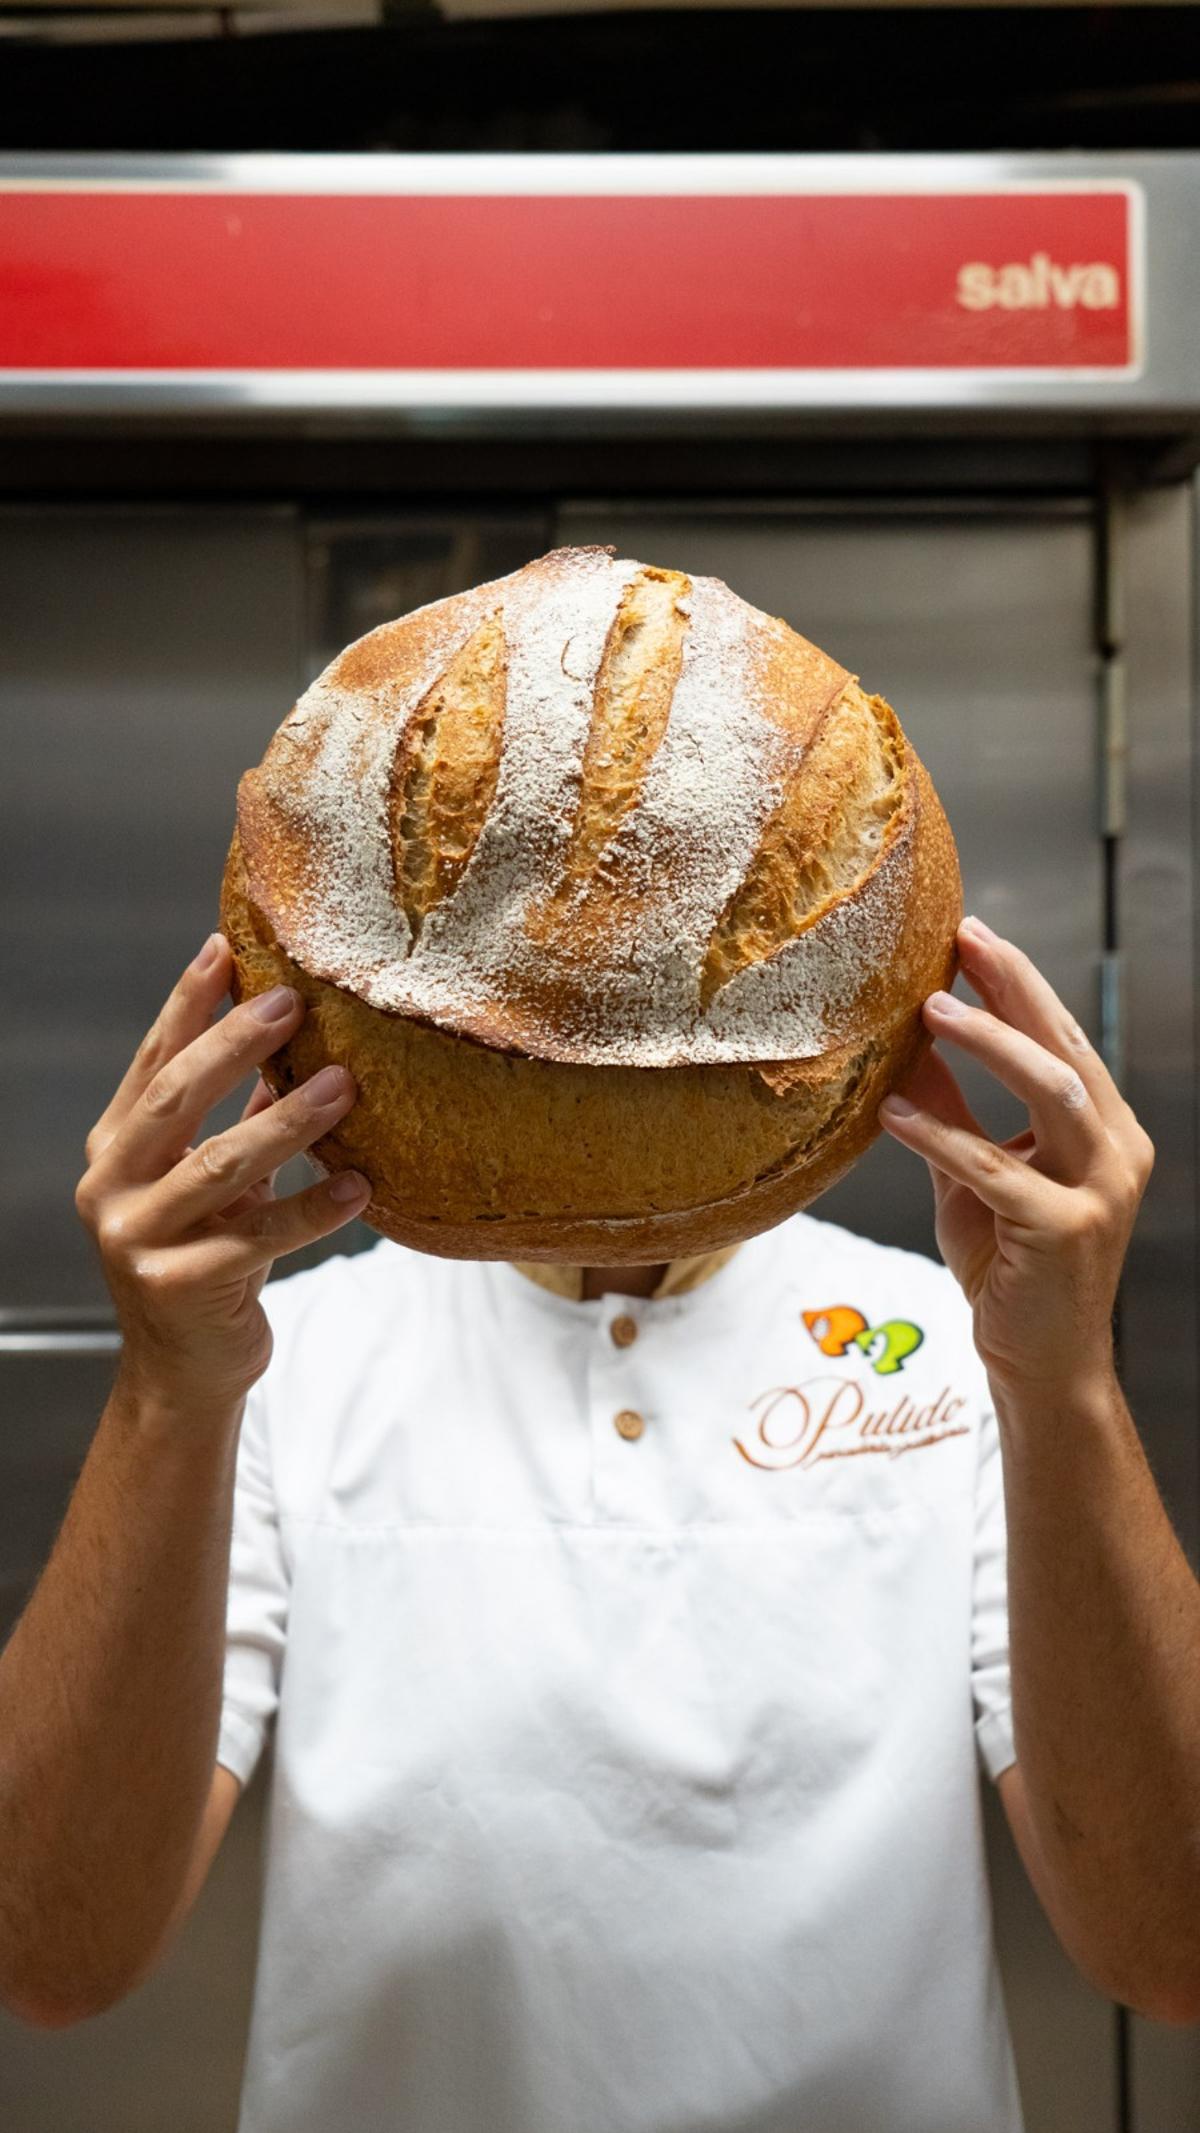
top-left (0, 183), bottom-right (1137, 378)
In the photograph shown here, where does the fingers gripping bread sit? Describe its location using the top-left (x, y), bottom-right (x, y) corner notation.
top-left (222, 547), bottom-right (960, 1260)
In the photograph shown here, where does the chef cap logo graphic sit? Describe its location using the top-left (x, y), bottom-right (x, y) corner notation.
top-left (803, 1306), bottom-right (924, 1379)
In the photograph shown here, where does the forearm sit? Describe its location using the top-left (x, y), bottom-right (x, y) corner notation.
top-left (0, 1369), bottom-right (242, 2024)
top-left (998, 1367), bottom-right (1200, 2017)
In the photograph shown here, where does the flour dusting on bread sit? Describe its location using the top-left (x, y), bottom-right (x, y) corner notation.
top-left (237, 547), bottom-right (921, 1069)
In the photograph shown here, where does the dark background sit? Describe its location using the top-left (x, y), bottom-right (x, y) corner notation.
top-left (0, 7), bottom-right (1197, 157)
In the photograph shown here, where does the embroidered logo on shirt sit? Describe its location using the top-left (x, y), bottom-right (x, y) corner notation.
top-left (732, 1377), bottom-right (968, 1472)
top-left (802, 1303), bottom-right (924, 1376)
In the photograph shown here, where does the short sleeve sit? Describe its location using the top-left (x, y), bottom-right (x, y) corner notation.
top-left (972, 1397), bottom-right (1015, 1783)
top-left (216, 1375), bottom-right (289, 1787)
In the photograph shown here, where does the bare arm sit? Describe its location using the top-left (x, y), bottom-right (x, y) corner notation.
top-left (994, 1374), bottom-right (1200, 2021)
top-left (158, 1765), bottom-right (243, 1960)
top-left (881, 919), bottom-right (1200, 2024)
top-left (0, 937), bottom-right (368, 2027)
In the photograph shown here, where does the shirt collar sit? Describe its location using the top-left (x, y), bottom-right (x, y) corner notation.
top-left (508, 1244), bottom-right (743, 1304)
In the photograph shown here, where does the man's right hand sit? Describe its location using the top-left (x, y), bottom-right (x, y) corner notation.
top-left (75, 932), bottom-right (369, 1418)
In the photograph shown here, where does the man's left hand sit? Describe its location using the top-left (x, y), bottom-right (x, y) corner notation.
top-left (878, 915), bottom-right (1154, 1400)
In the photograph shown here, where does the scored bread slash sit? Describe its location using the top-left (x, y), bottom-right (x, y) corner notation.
top-left (389, 612), bottom-right (507, 944)
top-left (223, 545), bottom-right (960, 1263)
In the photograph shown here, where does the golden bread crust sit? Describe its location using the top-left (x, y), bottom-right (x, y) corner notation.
top-left (221, 547), bottom-right (961, 1262)
top-left (221, 825), bottom-right (956, 1264)
top-left (234, 547), bottom-right (872, 1069)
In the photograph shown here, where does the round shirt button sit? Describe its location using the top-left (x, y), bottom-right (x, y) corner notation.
top-left (610, 1314), bottom-right (638, 1349)
top-left (614, 1408), bottom-right (645, 1442)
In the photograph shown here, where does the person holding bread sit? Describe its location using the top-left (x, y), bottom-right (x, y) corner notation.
top-left (3, 549), bottom-right (1200, 2133)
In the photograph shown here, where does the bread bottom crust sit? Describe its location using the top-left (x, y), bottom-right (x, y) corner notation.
top-left (220, 835), bottom-right (951, 1263)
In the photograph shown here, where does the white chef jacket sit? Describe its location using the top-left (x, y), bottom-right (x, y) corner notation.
top-left (217, 1211), bottom-right (1022, 2133)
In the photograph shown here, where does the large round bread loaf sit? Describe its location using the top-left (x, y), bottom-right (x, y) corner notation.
top-left (221, 546), bottom-right (960, 1261)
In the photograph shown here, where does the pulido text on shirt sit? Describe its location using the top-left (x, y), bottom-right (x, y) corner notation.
top-left (733, 1378), bottom-right (969, 1473)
